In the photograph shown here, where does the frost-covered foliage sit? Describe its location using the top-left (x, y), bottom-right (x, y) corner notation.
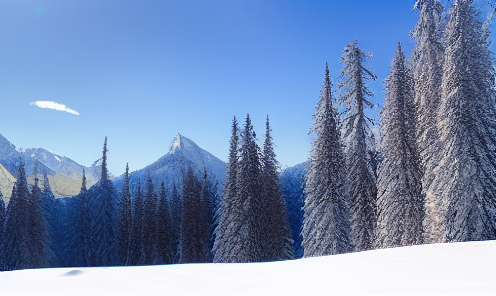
top-left (213, 117), bottom-right (243, 263)
top-left (376, 43), bottom-right (424, 248)
top-left (431, 0), bottom-right (496, 242)
top-left (281, 163), bottom-right (307, 259)
top-left (118, 164), bottom-right (132, 265)
top-left (411, 0), bottom-right (446, 244)
top-left (302, 64), bottom-right (353, 256)
top-left (87, 137), bottom-right (119, 266)
top-left (339, 41), bottom-right (378, 252)
top-left (260, 116), bottom-right (294, 261)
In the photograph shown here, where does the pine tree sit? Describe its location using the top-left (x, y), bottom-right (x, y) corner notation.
top-left (302, 64), bottom-right (353, 256)
top-left (199, 170), bottom-right (214, 262)
top-left (40, 171), bottom-right (60, 267)
top-left (261, 116), bottom-right (294, 261)
top-left (129, 181), bottom-right (144, 265)
top-left (87, 137), bottom-right (119, 266)
top-left (339, 41), bottom-right (378, 252)
top-left (431, 0), bottom-right (496, 242)
top-left (169, 183), bottom-right (181, 263)
top-left (376, 43), bottom-right (424, 248)
top-left (213, 117), bottom-right (243, 263)
top-left (179, 168), bottom-right (204, 263)
top-left (412, 0), bottom-right (446, 244)
top-left (156, 181), bottom-right (172, 264)
top-left (142, 175), bottom-right (158, 264)
top-left (3, 162), bottom-right (35, 270)
top-left (118, 163), bottom-right (132, 265)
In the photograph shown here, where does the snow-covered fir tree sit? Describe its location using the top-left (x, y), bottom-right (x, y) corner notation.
top-left (87, 137), bottom-right (119, 266)
top-left (156, 181), bottom-right (172, 264)
top-left (236, 115), bottom-right (264, 262)
top-left (142, 175), bottom-right (158, 265)
top-left (213, 117), bottom-right (243, 263)
top-left (302, 64), bottom-right (353, 256)
top-left (430, 0), bottom-right (496, 242)
top-left (339, 40), bottom-right (378, 252)
top-left (118, 163), bottom-right (132, 265)
top-left (129, 181), bottom-right (144, 266)
top-left (376, 43), bottom-right (424, 248)
top-left (261, 116), bottom-right (294, 261)
top-left (199, 170), bottom-right (215, 262)
top-left (411, 0), bottom-right (446, 244)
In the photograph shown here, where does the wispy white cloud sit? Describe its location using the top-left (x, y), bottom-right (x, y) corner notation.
top-left (30, 101), bottom-right (80, 115)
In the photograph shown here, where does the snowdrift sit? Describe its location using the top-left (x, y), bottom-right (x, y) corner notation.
top-left (1, 240), bottom-right (494, 296)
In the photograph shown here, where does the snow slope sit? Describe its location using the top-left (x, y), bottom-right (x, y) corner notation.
top-left (1, 240), bottom-right (494, 296)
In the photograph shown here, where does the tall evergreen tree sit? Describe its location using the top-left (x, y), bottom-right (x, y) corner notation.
top-left (431, 0), bottom-right (496, 242)
top-left (376, 43), bottom-right (424, 248)
top-left (118, 163), bottom-right (132, 265)
top-left (142, 175), bottom-right (158, 264)
top-left (302, 64), bottom-right (353, 256)
top-left (199, 170), bottom-right (214, 262)
top-left (129, 181), bottom-right (144, 265)
top-left (179, 168), bottom-right (205, 263)
top-left (213, 117), bottom-right (242, 263)
top-left (40, 171), bottom-right (59, 267)
top-left (156, 181), bottom-right (172, 264)
top-left (261, 116), bottom-right (294, 261)
top-left (169, 183), bottom-right (181, 263)
top-left (87, 137), bottom-right (119, 266)
top-left (411, 0), bottom-right (446, 244)
top-left (339, 40), bottom-right (378, 252)
top-left (3, 162), bottom-right (35, 270)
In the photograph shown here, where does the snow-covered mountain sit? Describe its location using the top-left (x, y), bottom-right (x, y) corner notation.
top-left (115, 133), bottom-right (226, 194)
top-left (1, 240), bottom-right (494, 296)
top-left (0, 133), bottom-right (102, 197)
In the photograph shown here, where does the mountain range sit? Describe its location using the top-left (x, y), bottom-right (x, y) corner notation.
top-left (0, 133), bottom-right (227, 201)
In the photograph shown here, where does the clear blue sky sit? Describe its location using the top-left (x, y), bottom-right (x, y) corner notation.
top-left (0, 0), bottom-right (493, 176)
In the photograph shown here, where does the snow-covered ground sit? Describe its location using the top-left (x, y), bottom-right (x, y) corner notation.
top-left (1, 240), bottom-right (495, 296)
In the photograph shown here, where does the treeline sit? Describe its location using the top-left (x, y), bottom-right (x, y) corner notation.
top-left (1, 0), bottom-right (496, 270)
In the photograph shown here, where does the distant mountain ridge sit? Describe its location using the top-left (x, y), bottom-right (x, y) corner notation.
top-left (0, 133), bottom-right (103, 197)
top-left (114, 133), bottom-right (227, 195)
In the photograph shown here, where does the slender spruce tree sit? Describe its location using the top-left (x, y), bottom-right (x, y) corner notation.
top-left (412, 0), bottom-right (446, 244)
top-left (87, 137), bottom-right (119, 266)
top-left (302, 64), bottom-right (353, 256)
top-left (118, 163), bottom-right (132, 265)
top-left (169, 183), bottom-right (181, 263)
top-left (339, 40), bottom-right (378, 252)
top-left (213, 117), bottom-right (243, 263)
top-left (376, 43), bottom-right (424, 248)
top-left (179, 168), bottom-right (204, 263)
top-left (156, 181), bottom-right (172, 264)
top-left (142, 175), bottom-right (158, 264)
top-left (261, 116), bottom-right (294, 261)
top-left (4, 162), bottom-right (33, 270)
top-left (129, 181), bottom-right (144, 265)
top-left (431, 0), bottom-right (496, 242)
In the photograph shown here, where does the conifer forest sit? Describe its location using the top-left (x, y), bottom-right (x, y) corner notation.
top-left (1, 0), bottom-right (496, 271)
